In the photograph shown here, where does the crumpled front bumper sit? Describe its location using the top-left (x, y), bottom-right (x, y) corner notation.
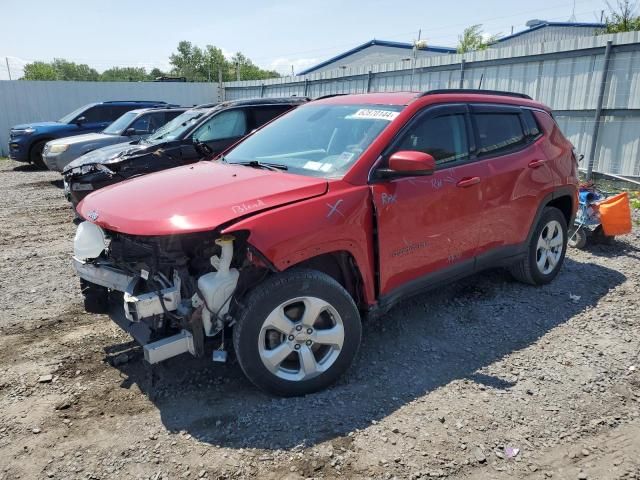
top-left (73, 257), bottom-right (195, 363)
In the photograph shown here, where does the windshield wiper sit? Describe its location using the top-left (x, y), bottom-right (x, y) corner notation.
top-left (234, 160), bottom-right (288, 172)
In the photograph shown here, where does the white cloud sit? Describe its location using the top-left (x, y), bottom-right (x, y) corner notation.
top-left (267, 57), bottom-right (319, 75)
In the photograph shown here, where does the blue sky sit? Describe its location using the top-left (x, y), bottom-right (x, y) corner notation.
top-left (1, 0), bottom-right (607, 79)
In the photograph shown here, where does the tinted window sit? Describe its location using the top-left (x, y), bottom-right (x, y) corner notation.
top-left (192, 109), bottom-right (247, 142)
top-left (80, 106), bottom-right (113, 123)
top-left (109, 105), bottom-right (135, 120)
top-left (474, 113), bottom-right (525, 155)
top-left (521, 109), bottom-right (541, 138)
top-left (395, 113), bottom-right (469, 165)
top-left (251, 106), bottom-right (291, 129)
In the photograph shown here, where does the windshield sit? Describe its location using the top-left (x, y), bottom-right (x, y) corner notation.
top-left (59, 104), bottom-right (93, 123)
top-left (102, 111), bottom-right (137, 135)
top-left (145, 110), bottom-right (205, 143)
top-left (224, 104), bottom-right (403, 178)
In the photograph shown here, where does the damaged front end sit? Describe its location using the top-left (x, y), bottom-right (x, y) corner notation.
top-left (64, 145), bottom-right (183, 208)
top-left (72, 222), bottom-right (267, 364)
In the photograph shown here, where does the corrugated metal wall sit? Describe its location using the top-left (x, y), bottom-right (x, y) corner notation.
top-left (224, 31), bottom-right (640, 177)
top-left (0, 81), bottom-right (220, 156)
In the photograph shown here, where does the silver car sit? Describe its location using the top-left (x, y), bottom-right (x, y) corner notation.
top-left (43, 107), bottom-right (186, 172)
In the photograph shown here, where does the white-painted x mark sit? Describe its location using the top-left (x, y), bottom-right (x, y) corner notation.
top-left (326, 199), bottom-right (345, 218)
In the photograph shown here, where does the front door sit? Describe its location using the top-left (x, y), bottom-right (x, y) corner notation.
top-left (188, 109), bottom-right (249, 161)
top-left (370, 104), bottom-right (486, 297)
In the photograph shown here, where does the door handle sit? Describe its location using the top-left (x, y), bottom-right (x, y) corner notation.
top-left (528, 159), bottom-right (547, 168)
top-left (456, 176), bottom-right (480, 188)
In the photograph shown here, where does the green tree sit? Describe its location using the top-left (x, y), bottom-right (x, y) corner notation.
top-left (22, 61), bottom-right (58, 80)
top-left (229, 52), bottom-right (280, 81)
top-left (100, 66), bottom-right (149, 82)
top-left (148, 67), bottom-right (167, 80)
top-left (602, 0), bottom-right (640, 33)
top-left (21, 58), bottom-right (99, 81)
top-left (169, 40), bottom-right (279, 81)
top-left (456, 25), bottom-right (501, 53)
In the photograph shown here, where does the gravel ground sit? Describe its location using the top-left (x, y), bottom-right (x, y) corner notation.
top-left (0, 158), bottom-right (639, 480)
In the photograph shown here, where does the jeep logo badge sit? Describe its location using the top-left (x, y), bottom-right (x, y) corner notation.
top-left (87, 210), bottom-right (99, 221)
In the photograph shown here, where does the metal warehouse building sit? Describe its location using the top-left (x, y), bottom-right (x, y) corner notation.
top-left (297, 40), bottom-right (456, 75)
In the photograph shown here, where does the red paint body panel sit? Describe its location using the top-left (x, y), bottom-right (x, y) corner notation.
top-left (371, 163), bottom-right (485, 295)
top-left (77, 161), bottom-right (327, 236)
top-left (224, 182), bottom-right (377, 304)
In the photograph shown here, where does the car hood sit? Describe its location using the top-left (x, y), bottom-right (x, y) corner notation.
top-left (64, 141), bottom-right (144, 172)
top-left (12, 121), bottom-right (64, 131)
top-left (77, 161), bottom-right (328, 236)
top-left (49, 132), bottom-right (119, 147)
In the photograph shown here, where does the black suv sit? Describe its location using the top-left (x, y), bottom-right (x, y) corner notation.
top-left (63, 97), bottom-right (308, 208)
top-left (9, 100), bottom-right (169, 167)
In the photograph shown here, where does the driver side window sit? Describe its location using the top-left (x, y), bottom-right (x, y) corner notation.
top-left (395, 113), bottom-right (469, 166)
top-left (192, 110), bottom-right (247, 142)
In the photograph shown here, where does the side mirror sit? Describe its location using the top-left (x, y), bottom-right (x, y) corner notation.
top-left (377, 151), bottom-right (436, 179)
top-left (75, 116), bottom-right (86, 126)
top-left (124, 127), bottom-right (137, 136)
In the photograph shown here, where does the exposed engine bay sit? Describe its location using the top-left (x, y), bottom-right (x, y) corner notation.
top-left (73, 222), bottom-right (269, 363)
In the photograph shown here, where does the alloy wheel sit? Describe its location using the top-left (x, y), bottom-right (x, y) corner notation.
top-left (258, 296), bottom-right (344, 382)
top-left (536, 219), bottom-right (564, 274)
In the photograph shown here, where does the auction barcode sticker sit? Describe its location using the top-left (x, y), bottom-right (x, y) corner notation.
top-left (348, 109), bottom-right (400, 121)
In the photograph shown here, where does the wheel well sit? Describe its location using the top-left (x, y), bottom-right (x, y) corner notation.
top-left (546, 195), bottom-right (573, 225)
top-left (28, 138), bottom-right (52, 159)
top-left (290, 251), bottom-right (365, 308)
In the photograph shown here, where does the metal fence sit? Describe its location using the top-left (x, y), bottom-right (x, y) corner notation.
top-left (223, 31), bottom-right (640, 178)
top-left (0, 80), bottom-right (220, 156)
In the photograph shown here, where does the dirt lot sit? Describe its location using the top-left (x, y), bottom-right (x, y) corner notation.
top-left (0, 158), bottom-right (639, 480)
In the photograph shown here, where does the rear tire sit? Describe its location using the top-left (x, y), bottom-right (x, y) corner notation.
top-left (510, 207), bottom-right (568, 285)
top-left (568, 227), bottom-right (587, 249)
top-left (233, 269), bottom-right (361, 397)
top-left (29, 140), bottom-right (48, 169)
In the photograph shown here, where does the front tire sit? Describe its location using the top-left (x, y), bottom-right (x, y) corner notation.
top-left (233, 269), bottom-right (362, 397)
top-left (510, 207), bottom-right (568, 285)
top-left (29, 140), bottom-right (48, 169)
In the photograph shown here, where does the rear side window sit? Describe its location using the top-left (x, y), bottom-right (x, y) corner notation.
top-left (521, 109), bottom-right (541, 138)
top-left (251, 106), bottom-right (292, 129)
top-left (395, 113), bottom-right (469, 165)
top-left (474, 113), bottom-right (525, 155)
top-left (109, 105), bottom-right (135, 120)
top-left (81, 106), bottom-right (113, 123)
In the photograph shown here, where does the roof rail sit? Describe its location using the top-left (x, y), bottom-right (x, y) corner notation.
top-left (313, 93), bottom-right (348, 101)
top-left (103, 100), bottom-right (168, 104)
top-left (420, 89), bottom-right (532, 100)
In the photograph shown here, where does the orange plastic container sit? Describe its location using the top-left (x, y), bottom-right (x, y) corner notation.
top-left (598, 192), bottom-right (632, 236)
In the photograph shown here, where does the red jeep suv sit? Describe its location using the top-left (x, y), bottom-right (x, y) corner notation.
top-left (72, 90), bottom-right (578, 396)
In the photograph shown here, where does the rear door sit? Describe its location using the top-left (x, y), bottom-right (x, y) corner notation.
top-left (77, 105), bottom-right (115, 132)
top-left (470, 104), bottom-right (552, 256)
top-left (371, 104), bottom-right (486, 296)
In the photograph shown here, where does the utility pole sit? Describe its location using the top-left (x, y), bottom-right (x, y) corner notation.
top-left (587, 40), bottom-right (613, 180)
top-left (5, 57), bottom-right (11, 81)
top-left (218, 67), bottom-right (224, 102)
top-left (236, 61), bottom-right (240, 81)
